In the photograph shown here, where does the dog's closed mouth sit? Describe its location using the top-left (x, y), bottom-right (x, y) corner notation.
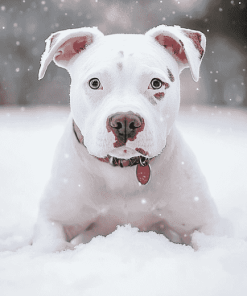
top-left (107, 146), bottom-right (149, 160)
top-left (73, 119), bottom-right (152, 168)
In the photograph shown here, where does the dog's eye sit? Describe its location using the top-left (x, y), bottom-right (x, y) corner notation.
top-left (150, 78), bottom-right (163, 90)
top-left (89, 78), bottom-right (101, 89)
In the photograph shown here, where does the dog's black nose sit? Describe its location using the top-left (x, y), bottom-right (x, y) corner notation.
top-left (107, 112), bottom-right (144, 147)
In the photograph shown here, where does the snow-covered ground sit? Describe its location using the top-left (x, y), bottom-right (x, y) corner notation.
top-left (0, 105), bottom-right (247, 296)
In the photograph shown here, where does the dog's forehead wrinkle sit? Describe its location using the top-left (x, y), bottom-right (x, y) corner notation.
top-left (80, 39), bottom-right (175, 77)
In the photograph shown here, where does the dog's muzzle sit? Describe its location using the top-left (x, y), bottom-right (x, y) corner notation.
top-left (73, 120), bottom-right (152, 185)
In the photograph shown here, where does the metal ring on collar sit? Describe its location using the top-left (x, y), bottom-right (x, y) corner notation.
top-left (140, 156), bottom-right (148, 167)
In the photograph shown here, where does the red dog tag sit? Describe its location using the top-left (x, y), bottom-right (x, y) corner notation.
top-left (136, 163), bottom-right (151, 185)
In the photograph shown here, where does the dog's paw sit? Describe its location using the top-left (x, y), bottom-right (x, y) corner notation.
top-left (55, 241), bottom-right (75, 252)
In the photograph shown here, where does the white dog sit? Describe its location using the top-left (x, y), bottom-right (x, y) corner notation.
top-left (33, 25), bottom-right (222, 252)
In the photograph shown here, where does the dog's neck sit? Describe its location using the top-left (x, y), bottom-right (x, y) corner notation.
top-left (73, 120), bottom-right (152, 185)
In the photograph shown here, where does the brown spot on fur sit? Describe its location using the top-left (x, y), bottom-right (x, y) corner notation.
top-left (167, 68), bottom-right (175, 82)
top-left (154, 92), bottom-right (165, 100)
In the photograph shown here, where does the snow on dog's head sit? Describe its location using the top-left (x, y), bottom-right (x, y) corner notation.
top-left (39, 25), bottom-right (205, 159)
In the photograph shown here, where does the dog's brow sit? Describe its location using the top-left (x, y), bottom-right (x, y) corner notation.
top-left (142, 66), bottom-right (169, 83)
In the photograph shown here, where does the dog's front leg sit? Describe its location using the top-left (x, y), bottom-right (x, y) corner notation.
top-left (32, 215), bottom-right (74, 252)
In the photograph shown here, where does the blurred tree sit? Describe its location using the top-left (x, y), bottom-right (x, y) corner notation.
top-left (0, 0), bottom-right (246, 106)
top-left (180, 0), bottom-right (247, 106)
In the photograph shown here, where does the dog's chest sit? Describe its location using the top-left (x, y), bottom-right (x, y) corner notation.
top-left (64, 183), bottom-right (167, 223)
top-left (61, 189), bottom-right (193, 245)
top-left (62, 180), bottom-right (179, 235)
top-left (62, 192), bottom-right (169, 243)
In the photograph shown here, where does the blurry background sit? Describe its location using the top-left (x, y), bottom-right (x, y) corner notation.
top-left (0, 0), bottom-right (246, 107)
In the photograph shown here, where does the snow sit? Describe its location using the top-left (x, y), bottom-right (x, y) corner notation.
top-left (0, 105), bottom-right (247, 295)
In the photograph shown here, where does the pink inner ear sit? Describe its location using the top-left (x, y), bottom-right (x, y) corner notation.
top-left (73, 37), bottom-right (88, 53)
top-left (155, 35), bottom-right (187, 64)
top-left (181, 30), bottom-right (204, 59)
top-left (55, 36), bottom-right (92, 62)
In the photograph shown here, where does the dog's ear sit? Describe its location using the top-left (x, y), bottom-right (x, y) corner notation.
top-left (145, 25), bottom-right (206, 82)
top-left (38, 27), bottom-right (104, 80)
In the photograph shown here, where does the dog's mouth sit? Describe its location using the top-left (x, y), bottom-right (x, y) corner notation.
top-left (73, 120), bottom-right (152, 184)
top-left (107, 146), bottom-right (149, 159)
top-left (73, 120), bottom-right (152, 169)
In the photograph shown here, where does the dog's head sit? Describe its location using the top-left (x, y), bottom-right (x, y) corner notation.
top-left (39, 25), bottom-right (205, 159)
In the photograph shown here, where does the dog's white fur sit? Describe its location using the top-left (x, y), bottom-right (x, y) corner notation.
top-left (33, 25), bottom-right (222, 252)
